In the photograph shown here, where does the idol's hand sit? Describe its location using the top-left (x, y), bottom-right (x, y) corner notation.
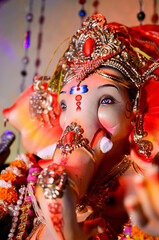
top-left (36, 178), bottom-right (105, 240)
top-left (36, 122), bottom-right (112, 239)
top-left (124, 165), bottom-right (159, 237)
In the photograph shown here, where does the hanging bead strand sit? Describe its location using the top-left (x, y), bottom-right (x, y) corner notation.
top-left (34, 0), bottom-right (46, 77)
top-left (137, 0), bottom-right (145, 25)
top-left (92, 0), bottom-right (99, 14)
top-left (17, 0), bottom-right (34, 154)
top-left (151, 0), bottom-right (158, 24)
top-left (7, 186), bottom-right (26, 240)
top-left (21, 0), bottom-right (34, 91)
top-left (78, 0), bottom-right (87, 26)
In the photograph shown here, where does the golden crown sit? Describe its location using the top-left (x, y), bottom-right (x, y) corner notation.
top-left (48, 13), bottom-right (159, 92)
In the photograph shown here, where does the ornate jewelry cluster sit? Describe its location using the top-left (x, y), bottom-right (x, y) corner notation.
top-left (133, 113), bottom-right (153, 158)
top-left (38, 164), bottom-right (68, 199)
top-left (57, 122), bottom-right (89, 155)
top-left (30, 75), bottom-right (56, 126)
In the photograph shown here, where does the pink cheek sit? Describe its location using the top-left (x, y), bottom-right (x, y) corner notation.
top-left (99, 118), bottom-right (116, 135)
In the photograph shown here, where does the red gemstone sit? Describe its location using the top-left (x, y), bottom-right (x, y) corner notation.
top-left (83, 38), bottom-right (95, 57)
top-left (65, 131), bottom-right (75, 143)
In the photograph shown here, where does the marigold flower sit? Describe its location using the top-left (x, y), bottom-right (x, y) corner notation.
top-left (0, 170), bottom-right (17, 184)
top-left (0, 187), bottom-right (18, 204)
top-left (10, 160), bottom-right (27, 174)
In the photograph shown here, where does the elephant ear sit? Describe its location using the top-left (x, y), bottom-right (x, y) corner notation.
top-left (3, 82), bottom-right (62, 154)
top-left (130, 69), bottom-right (159, 170)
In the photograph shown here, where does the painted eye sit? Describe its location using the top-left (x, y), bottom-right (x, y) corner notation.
top-left (100, 97), bottom-right (115, 105)
top-left (60, 102), bottom-right (67, 110)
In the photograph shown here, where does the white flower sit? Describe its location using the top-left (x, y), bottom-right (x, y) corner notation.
top-left (0, 180), bottom-right (12, 188)
top-left (6, 167), bottom-right (22, 176)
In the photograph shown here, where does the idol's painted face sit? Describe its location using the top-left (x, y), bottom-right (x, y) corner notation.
top-left (59, 68), bottom-right (134, 146)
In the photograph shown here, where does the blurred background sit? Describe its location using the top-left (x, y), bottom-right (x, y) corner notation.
top-left (0, 0), bottom-right (158, 163)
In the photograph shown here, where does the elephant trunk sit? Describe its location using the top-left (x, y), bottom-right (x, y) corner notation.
top-left (52, 123), bottom-right (113, 198)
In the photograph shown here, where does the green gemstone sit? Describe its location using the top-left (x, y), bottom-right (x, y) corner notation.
top-left (137, 11), bottom-right (145, 21)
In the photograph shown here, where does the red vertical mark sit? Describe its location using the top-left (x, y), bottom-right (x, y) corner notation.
top-left (75, 94), bottom-right (82, 111)
top-left (48, 200), bottom-right (65, 240)
top-left (60, 156), bottom-right (68, 165)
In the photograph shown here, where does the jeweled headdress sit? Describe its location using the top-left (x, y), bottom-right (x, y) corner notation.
top-left (48, 13), bottom-right (159, 92)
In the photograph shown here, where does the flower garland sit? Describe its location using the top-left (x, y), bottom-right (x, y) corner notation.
top-left (132, 226), bottom-right (159, 240)
top-left (0, 153), bottom-right (36, 217)
top-left (118, 223), bottom-right (159, 240)
top-left (0, 152), bottom-right (42, 239)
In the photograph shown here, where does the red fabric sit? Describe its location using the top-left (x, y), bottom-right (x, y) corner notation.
top-left (141, 69), bottom-right (159, 158)
top-left (108, 23), bottom-right (159, 62)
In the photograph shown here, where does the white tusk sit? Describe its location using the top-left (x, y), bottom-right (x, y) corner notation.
top-left (100, 136), bottom-right (113, 153)
top-left (37, 143), bottom-right (56, 159)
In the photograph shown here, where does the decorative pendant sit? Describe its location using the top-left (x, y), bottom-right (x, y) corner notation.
top-left (57, 122), bottom-right (89, 155)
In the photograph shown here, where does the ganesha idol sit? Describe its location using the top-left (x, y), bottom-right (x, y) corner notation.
top-left (1, 14), bottom-right (159, 240)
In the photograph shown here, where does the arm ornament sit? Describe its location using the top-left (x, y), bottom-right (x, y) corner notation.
top-left (38, 164), bottom-right (76, 199)
top-left (56, 122), bottom-right (95, 161)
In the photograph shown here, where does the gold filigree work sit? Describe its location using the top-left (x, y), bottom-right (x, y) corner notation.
top-left (29, 76), bottom-right (56, 127)
top-left (133, 113), bottom-right (153, 158)
top-left (56, 122), bottom-right (93, 156)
